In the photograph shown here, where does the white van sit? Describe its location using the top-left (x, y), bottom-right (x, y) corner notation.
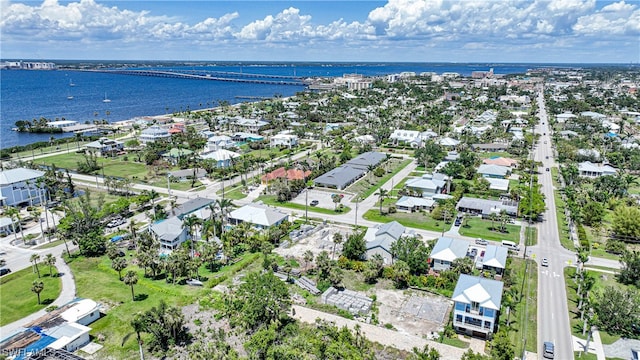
top-left (501, 240), bottom-right (520, 251)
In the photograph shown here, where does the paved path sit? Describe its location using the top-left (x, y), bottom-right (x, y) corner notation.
top-left (0, 254), bottom-right (77, 338)
top-left (292, 305), bottom-right (472, 359)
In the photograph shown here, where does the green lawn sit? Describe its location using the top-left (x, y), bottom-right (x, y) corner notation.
top-left (10, 141), bottom-right (91, 160)
top-left (574, 352), bottom-right (597, 360)
top-left (33, 152), bottom-right (149, 179)
top-left (67, 254), bottom-right (208, 359)
top-left (0, 266), bottom-right (62, 325)
top-left (149, 179), bottom-right (203, 191)
top-left (554, 190), bottom-right (575, 251)
top-left (564, 267), bottom-right (621, 343)
top-left (458, 218), bottom-right (521, 242)
top-left (257, 195), bottom-right (351, 215)
top-left (34, 239), bottom-right (66, 250)
top-left (346, 158), bottom-right (412, 199)
top-left (219, 184), bottom-right (249, 200)
top-left (504, 258), bottom-right (538, 354)
top-left (363, 209), bottom-right (447, 233)
top-left (525, 226), bottom-right (538, 246)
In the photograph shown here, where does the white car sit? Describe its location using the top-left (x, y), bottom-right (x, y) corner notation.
top-left (541, 258), bottom-right (549, 267)
top-left (475, 238), bottom-right (488, 246)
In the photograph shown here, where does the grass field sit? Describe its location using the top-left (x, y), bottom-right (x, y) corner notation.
top-left (346, 158), bottom-right (412, 199)
top-left (257, 195), bottom-right (351, 215)
top-left (33, 153), bottom-right (149, 179)
top-left (67, 254), bottom-right (206, 358)
top-left (363, 209), bottom-right (447, 233)
top-left (505, 258), bottom-right (538, 354)
top-left (0, 266), bottom-right (62, 325)
top-left (458, 218), bottom-right (521, 243)
top-left (564, 267), bottom-right (621, 344)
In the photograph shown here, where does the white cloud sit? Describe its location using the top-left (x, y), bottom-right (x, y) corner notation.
top-left (573, 1), bottom-right (640, 35)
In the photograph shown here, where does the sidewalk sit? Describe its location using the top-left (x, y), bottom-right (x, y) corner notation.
top-left (0, 254), bottom-right (77, 338)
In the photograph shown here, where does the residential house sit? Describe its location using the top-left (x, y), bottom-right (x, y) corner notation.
top-left (150, 217), bottom-right (188, 250)
top-left (227, 203), bottom-right (289, 230)
top-left (477, 245), bottom-right (508, 276)
top-left (0, 216), bottom-right (17, 235)
top-left (0, 168), bottom-right (46, 207)
top-left (261, 167), bottom-right (312, 185)
top-left (404, 173), bottom-right (448, 197)
top-left (168, 123), bottom-right (185, 135)
top-left (395, 196), bottom-right (435, 213)
top-left (84, 137), bottom-right (124, 157)
top-left (364, 221), bottom-right (406, 265)
top-left (389, 129), bottom-right (437, 147)
top-left (556, 112), bottom-right (576, 124)
top-left (484, 178), bottom-right (510, 192)
top-left (200, 149), bottom-right (240, 168)
top-left (174, 197), bottom-right (216, 220)
top-left (353, 134), bottom-right (376, 145)
top-left (471, 143), bottom-right (510, 152)
top-left (452, 274), bottom-right (504, 338)
top-left (477, 164), bottom-right (511, 179)
top-left (232, 117), bottom-right (269, 134)
top-left (162, 148), bottom-right (194, 165)
top-left (439, 137), bottom-right (461, 147)
top-left (168, 168), bottom-right (207, 182)
top-left (430, 237), bottom-right (469, 271)
top-left (456, 197), bottom-right (518, 217)
top-left (231, 132), bottom-right (264, 142)
top-left (205, 135), bottom-right (235, 152)
top-left (270, 133), bottom-right (299, 148)
top-left (578, 161), bottom-right (617, 178)
top-left (482, 157), bottom-right (518, 168)
top-left (313, 152), bottom-right (386, 190)
top-left (139, 125), bottom-right (170, 144)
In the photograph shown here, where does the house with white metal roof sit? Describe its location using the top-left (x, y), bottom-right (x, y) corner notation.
top-left (485, 178), bottom-right (510, 192)
top-left (364, 221), bottom-right (406, 264)
top-left (452, 274), bottom-right (504, 338)
top-left (395, 196), bottom-right (435, 213)
top-left (430, 237), bottom-right (469, 271)
top-left (477, 164), bottom-right (511, 179)
top-left (477, 245), bottom-right (508, 275)
top-left (139, 125), bottom-right (170, 144)
top-left (84, 137), bottom-right (124, 157)
top-left (0, 168), bottom-right (46, 207)
top-left (227, 203), bottom-right (289, 230)
top-left (200, 149), bottom-right (240, 168)
top-left (578, 161), bottom-right (617, 178)
top-left (456, 197), bottom-right (519, 217)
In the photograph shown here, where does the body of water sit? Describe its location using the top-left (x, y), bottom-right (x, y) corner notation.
top-left (0, 62), bottom-right (611, 148)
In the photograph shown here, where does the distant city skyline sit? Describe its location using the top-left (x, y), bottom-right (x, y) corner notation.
top-left (1, 0), bottom-right (638, 63)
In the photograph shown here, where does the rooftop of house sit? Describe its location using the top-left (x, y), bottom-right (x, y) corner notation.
top-left (430, 237), bottom-right (469, 262)
top-left (0, 168), bottom-right (45, 186)
top-left (452, 274), bottom-right (504, 310)
top-left (228, 203), bottom-right (288, 227)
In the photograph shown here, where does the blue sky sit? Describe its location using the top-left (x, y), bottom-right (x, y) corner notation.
top-left (1, 0), bottom-right (638, 63)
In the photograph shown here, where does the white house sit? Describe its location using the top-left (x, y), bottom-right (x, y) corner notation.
top-left (227, 204), bottom-right (289, 230)
top-left (200, 149), bottom-right (241, 168)
top-left (477, 164), bottom-right (511, 179)
top-left (84, 137), bottom-right (124, 156)
top-left (389, 129), bottom-right (437, 147)
top-left (430, 237), bottom-right (469, 272)
top-left (578, 161), bottom-right (617, 178)
top-left (0, 168), bottom-right (46, 207)
top-left (404, 173), bottom-right (448, 198)
top-left (205, 135), bottom-right (235, 152)
top-left (477, 245), bottom-right (508, 276)
top-left (452, 274), bottom-right (504, 338)
top-left (139, 125), bottom-right (170, 144)
top-left (150, 216), bottom-right (188, 251)
top-left (395, 196), bottom-right (435, 213)
top-left (270, 133), bottom-right (299, 148)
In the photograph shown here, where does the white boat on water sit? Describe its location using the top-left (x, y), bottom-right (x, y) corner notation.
top-left (67, 95), bottom-right (74, 100)
top-left (69, 79), bottom-right (75, 87)
top-left (102, 93), bottom-right (111, 103)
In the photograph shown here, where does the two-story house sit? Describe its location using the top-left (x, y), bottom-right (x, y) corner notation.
top-left (452, 274), bottom-right (504, 339)
top-left (0, 168), bottom-right (46, 207)
top-left (429, 237), bottom-right (469, 271)
top-left (84, 137), bottom-right (124, 157)
top-left (149, 216), bottom-right (188, 251)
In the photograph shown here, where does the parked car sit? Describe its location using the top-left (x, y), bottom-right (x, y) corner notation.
top-left (546, 167), bottom-right (550, 172)
top-left (310, 200), bottom-right (319, 206)
top-left (454, 217), bottom-right (462, 226)
top-left (475, 238), bottom-right (488, 246)
top-left (0, 268), bottom-right (11, 276)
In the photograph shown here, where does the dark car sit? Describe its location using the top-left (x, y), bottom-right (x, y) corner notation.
top-left (454, 218), bottom-right (462, 226)
top-left (310, 200), bottom-right (319, 206)
top-left (0, 268), bottom-right (11, 276)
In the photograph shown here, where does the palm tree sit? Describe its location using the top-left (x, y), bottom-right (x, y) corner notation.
top-left (123, 270), bottom-right (138, 301)
top-left (216, 198), bottom-right (233, 235)
top-left (30, 207), bottom-right (44, 241)
top-left (303, 250), bottom-right (314, 272)
top-left (112, 257), bottom-right (127, 281)
top-left (207, 203), bottom-right (219, 241)
top-left (375, 188), bottom-right (389, 215)
top-left (332, 232), bottom-right (343, 260)
top-left (45, 254), bottom-right (56, 277)
top-left (128, 220), bottom-right (138, 250)
top-left (182, 215), bottom-right (202, 258)
top-left (489, 212), bottom-right (498, 231)
top-left (30, 254), bottom-right (41, 278)
top-left (4, 207), bottom-right (20, 242)
top-left (31, 280), bottom-right (44, 304)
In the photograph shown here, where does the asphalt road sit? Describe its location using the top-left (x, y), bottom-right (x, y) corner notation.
top-left (531, 88), bottom-right (575, 360)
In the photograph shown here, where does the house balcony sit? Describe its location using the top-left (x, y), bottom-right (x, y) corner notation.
top-left (453, 319), bottom-right (491, 333)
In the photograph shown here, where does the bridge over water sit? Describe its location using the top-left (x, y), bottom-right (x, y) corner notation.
top-left (77, 69), bottom-right (309, 86)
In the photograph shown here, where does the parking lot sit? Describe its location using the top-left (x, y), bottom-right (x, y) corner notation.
top-left (290, 189), bottom-right (354, 211)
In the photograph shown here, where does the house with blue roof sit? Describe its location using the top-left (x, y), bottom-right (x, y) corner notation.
top-left (478, 245), bottom-right (508, 276)
top-left (452, 274), bottom-right (504, 338)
